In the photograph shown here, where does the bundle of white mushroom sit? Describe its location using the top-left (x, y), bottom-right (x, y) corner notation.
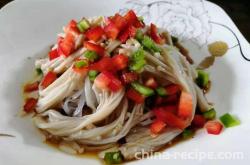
top-left (22, 10), bottom-right (218, 163)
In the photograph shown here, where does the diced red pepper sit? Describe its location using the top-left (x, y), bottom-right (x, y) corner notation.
top-left (103, 71), bottom-right (122, 91)
top-left (108, 76), bottom-right (122, 92)
top-left (112, 54), bottom-right (129, 71)
top-left (134, 20), bottom-right (144, 28)
top-left (124, 10), bottom-right (137, 25)
top-left (121, 72), bottom-right (138, 84)
top-left (85, 26), bottom-right (104, 42)
top-left (192, 115), bottom-right (206, 128)
top-left (94, 71), bottom-right (122, 92)
top-left (128, 25), bottom-right (137, 37)
top-left (49, 49), bottom-right (59, 60)
top-left (165, 84), bottom-right (181, 95)
top-left (84, 41), bottom-right (105, 56)
top-left (64, 20), bottom-right (80, 37)
top-left (41, 71), bottom-right (57, 89)
top-left (104, 22), bottom-right (120, 39)
top-left (65, 20), bottom-right (77, 28)
top-left (118, 25), bottom-right (137, 43)
top-left (118, 29), bottom-right (130, 43)
top-left (94, 72), bottom-right (111, 90)
top-left (58, 33), bottom-right (75, 57)
top-left (153, 108), bottom-right (187, 130)
top-left (150, 120), bottom-right (166, 134)
top-left (178, 91), bottom-right (193, 119)
top-left (144, 77), bottom-right (158, 89)
top-left (112, 13), bottom-right (128, 30)
top-left (24, 82), bottom-right (39, 93)
top-left (60, 20), bottom-right (80, 57)
top-left (150, 23), bottom-right (164, 44)
top-left (57, 37), bottom-right (64, 57)
top-left (124, 10), bottom-right (143, 28)
top-left (90, 57), bottom-right (114, 72)
top-left (205, 121), bottom-right (223, 135)
top-left (23, 98), bottom-right (37, 113)
top-left (63, 33), bottom-right (75, 54)
top-left (126, 88), bottom-right (145, 103)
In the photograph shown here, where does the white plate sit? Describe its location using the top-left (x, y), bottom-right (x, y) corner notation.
top-left (0, 0), bottom-right (250, 165)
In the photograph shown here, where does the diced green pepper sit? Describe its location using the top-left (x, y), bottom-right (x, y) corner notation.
top-left (104, 151), bottom-right (123, 164)
top-left (84, 50), bottom-right (99, 62)
top-left (131, 82), bottom-right (155, 97)
top-left (36, 68), bottom-right (43, 75)
top-left (142, 36), bottom-right (153, 49)
top-left (220, 113), bottom-right (240, 128)
top-left (135, 29), bottom-right (144, 42)
top-left (196, 70), bottom-right (209, 88)
top-left (142, 36), bottom-right (161, 52)
top-left (182, 129), bottom-right (194, 139)
top-left (75, 60), bottom-right (88, 68)
top-left (77, 19), bottom-right (90, 32)
top-left (131, 48), bottom-right (144, 61)
top-left (203, 108), bottom-right (216, 120)
top-left (129, 48), bottom-right (146, 72)
top-left (129, 60), bottom-right (145, 72)
top-left (156, 87), bottom-right (167, 96)
top-left (88, 70), bottom-right (99, 82)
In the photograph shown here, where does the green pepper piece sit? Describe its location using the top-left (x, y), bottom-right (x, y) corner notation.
top-left (203, 108), bottom-right (216, 120)
top-left (156, 87), bottom-right (167, 96)
top-left (104, 151), bottom-right (123, 164)
top-left (131, 82), bottom-right (155, 97)
top-left (142, 36), bottom-right (161, 52)
top-left (220, 113), bottom-right (240, 128)
top-left (196, 70), bottom-right (209, 88)
top-left (131, 48), bottom-right (144, 61)
top-left (182, 129), bottom-right (194, 139)
top-left (77, 19), bottom-right (90, 32)
top-left (84, 50), bottom-right (99, 62)
top-left (75, 60), bottom-right (88, 68)
top-left (129, 60), bottom-right (145, 72)
top-left (88, 70), bottom-right (99, 82)
top-left (129, 48), bottom-right (146, 72)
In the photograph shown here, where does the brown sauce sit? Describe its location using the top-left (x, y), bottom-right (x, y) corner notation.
top-left (45, 139), bottom-right (99, 158)
top-left (42, 129), bottom-right (197, 165)
top-left (45, 138), bottom-right (105, 164)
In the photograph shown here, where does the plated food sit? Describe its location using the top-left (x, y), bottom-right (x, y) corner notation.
top-left (22, 10), bottom-right (239, 164)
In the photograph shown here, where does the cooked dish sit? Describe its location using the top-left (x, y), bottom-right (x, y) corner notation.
top-left (22, 10), bottom-right (239, 164)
